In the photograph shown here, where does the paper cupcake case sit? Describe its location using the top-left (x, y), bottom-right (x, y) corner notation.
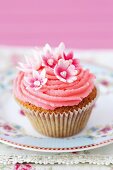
top-left (19, 98), bottom-right (96, 138)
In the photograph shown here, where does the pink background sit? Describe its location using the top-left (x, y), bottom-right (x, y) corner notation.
top-left (0, 0), bottom-right (113, 48)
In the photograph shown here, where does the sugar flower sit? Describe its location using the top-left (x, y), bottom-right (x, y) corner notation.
top-left (17, 51), bottom-right (42, 73)
top-left (43, 42), bottom-right (65, 57)
top-left (54, 59), bottom-right (78, 83)
top-left (43, 43), bottom-right (52, 55)
top-left (24, 69), bottom-right (47, 91)
top-left (42, 42), bottom-right (65, 68)
top-left (63, 52), bottom-right (80, 69)
top-left (42, 52), bottom-right (57, 69)
top-left (54, 42), bottom-right (65, 58)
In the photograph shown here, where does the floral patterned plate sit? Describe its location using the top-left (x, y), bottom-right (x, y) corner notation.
top-left (0, 61), bottom-right (113, 152)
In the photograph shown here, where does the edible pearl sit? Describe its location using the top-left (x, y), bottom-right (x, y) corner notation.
top-left (47, 58), bottom-right (54, 66)
top-left (34, 81), bottom-right (40, 86)
top-left (60, 71), bottom-right (67, 78)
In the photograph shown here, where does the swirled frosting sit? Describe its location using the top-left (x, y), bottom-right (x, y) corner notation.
top-left (13, 43), bottom-right (95, 110)
top-left (13, 67), bottom-right (95, 110)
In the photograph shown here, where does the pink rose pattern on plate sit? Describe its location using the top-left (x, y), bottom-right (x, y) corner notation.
top-left (0, 119), bottom-right (25, 137)
top-left (86, 124), bottom-right (113, 139)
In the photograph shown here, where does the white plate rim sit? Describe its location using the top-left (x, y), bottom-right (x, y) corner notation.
top-left (0, 137), bottom-right (113, 152)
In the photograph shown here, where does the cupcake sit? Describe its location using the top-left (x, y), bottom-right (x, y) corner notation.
top-left (13, 43), bottom-right (97, 137)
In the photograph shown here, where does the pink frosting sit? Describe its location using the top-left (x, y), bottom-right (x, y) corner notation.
top-left (13, 68), bottom-right (95, 110)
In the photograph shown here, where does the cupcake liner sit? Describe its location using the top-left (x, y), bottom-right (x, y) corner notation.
top-left (19, 98), bottom-right (96, 138)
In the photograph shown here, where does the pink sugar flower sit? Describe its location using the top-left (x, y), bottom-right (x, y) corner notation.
top-left (42, 42), bottom-right (65, 68)
top-left (43, 42), bottom-right (65, 58)
top-left (63, 52), bottom-right (80, 69)
top-left (42, 52), bottom-right (57, 69)
top-left (54, 59), bottom-right (78, 83)
top-left (43, 43), bottom-right (52, 54)
top-left (17, 53), bottom-right (42, 73)
top-left (24, 69), bottom-right (47, 91)
top-left (54, 42), bottom-right (65, 58)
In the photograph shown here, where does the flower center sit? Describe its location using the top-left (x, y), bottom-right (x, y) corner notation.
top-left (60, 71), bottom-right (67, 78)
top-left (34, 80), bottom-right (41, 86)
top-left (68, 59), bottom-right (72, 64)
top-left (47, 58), bottom-right (54, 66)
